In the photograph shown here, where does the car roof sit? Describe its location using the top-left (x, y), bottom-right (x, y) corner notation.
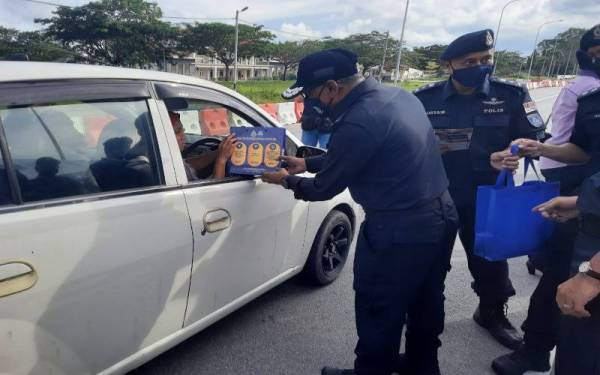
top-left (0, 61), bottom-right (263, 111)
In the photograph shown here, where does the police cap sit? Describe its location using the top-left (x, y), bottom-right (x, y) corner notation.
top-left (580, 24), bottom-right (600, 52)
top-left (441, 29), bottom-right (495, 61)
top-left (282, 48), bottom-right (358, 99)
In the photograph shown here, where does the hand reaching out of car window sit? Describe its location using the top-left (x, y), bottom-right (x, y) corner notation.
top-left (214, 134), bottom-right (238, 179)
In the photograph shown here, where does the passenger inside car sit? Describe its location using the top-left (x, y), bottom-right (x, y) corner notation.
top-left (90, 136), bottom-right (154, 192)
top-left (169, 111), bottom-right (236, 180)
top-left (26, 157), bottom-right (83, 201)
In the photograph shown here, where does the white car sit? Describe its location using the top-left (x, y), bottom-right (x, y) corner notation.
top-left (0, 62), bottom-right (357, 375)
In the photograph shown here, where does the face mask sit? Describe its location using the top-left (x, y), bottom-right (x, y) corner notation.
top-left (302, 87), bottom-right (336, 132)
top-left (576, 49), bottom-right (600, 76)
top-left (301, 97), bottom-right (326, 130)
top-left (451, 64), bottom-right (493, 88)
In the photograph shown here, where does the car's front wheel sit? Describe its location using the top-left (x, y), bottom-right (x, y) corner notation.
top-left (302, 210), bottom-right (353, 286)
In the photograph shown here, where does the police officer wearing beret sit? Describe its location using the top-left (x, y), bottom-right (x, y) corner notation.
top-left (414, 29), bottom-right (546, 350)
top-left (262, 48), bottom-right (458, 375)
top-left (492, 24), bottom-right (600, 375)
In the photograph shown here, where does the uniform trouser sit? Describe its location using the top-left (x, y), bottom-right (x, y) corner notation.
top-left (520, 166), bottom-right (585, 353)
top-left (555, 315), bottom-right (600, 375)
top-left (353, 192), bottom-right (458, 375)
top-left (453, 204), bottom-right (516, 306)
top-left (520, 219), bottom-right (578, 353)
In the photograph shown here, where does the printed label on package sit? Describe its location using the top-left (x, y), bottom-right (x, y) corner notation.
top-left (229, 127), bottom-right (286, 175)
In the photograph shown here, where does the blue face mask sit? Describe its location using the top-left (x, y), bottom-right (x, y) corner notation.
top-left (576, 49), bottom-right (600, 76)
top-left (451, 64), bottom-right (493, 88)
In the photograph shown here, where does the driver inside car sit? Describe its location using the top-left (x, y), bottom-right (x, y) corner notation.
top-left (169, 111), bottom-right (236, 180)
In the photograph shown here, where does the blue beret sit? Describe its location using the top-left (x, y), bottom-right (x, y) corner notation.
top-left (580, 24), bottom-right (600, 51)
top-left (441, 29), bottom-right (495, 61)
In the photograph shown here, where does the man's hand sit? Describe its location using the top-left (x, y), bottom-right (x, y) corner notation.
top-left (533, 196), bottom-right (579, 222)
top-left (279, 155), bottom-right (307, 175)
top-left (261, 168), bottom-right (289, 185)
top-left (216, 134), bottom-right (238, 163)
top-left (512, 138), bottom-right (545, 158)
top-left (490, 149), bottom-right (520, 171)
top-left (557, 273), bottom-right (600, 318)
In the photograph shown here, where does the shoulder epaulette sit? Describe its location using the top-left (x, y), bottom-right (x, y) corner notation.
top-left (412, 81), bottom-right (444, 95)
top-left (489, 76), bottom-right (525, 89)
top-left (578, 86), bottom-right (600, 101)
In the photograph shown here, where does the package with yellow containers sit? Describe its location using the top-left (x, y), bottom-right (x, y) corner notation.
top-left (229, 127), bottom-right (285, 175)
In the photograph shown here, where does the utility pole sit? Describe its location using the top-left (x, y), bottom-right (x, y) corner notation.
top-left (527, 19), bottom-right (562, 81)
top-left (492, 0), bottom-right (520, 75)
top-left (233, 6), bottom-right (249, 91)
top-left (546, 38), bottom-right (559, 77)
top-left (563, 47), bottom-right (574, 76)
top-left (394, 0), bottom-right (410, 85)
top-left (379, 31), bottom-right (390, 83)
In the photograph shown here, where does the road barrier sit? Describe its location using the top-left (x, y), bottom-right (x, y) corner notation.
top-left (277, 102), bottom-right (297, 125)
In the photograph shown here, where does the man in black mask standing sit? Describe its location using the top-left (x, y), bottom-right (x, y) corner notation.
top-left (414, 29), bottom-right (546, 351)
top-left (262, 48), bottom-right (458, 375)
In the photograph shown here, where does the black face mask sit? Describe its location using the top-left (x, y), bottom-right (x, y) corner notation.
top-left (576, 49), bottom-right (600, 76)
top-left (301, 87), bottom-right (335, 133)
top-left (451, 64), bottom-right (493, 88)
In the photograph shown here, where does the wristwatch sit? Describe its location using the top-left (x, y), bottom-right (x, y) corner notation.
top-left (579, 261), bottom-right (600, 281)
top-left (281, 175), bottom-right (289, 189)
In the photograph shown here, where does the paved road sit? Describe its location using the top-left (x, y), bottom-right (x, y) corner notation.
top-left (135, 86), bottom-right (562, 375)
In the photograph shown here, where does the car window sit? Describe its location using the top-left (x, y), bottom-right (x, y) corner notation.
top-left (174, 99), bottom-right (253, 138)
top-left (0, 151), bottom-right (11, 206)
top-left (0, 99), bottom-right (162, 203)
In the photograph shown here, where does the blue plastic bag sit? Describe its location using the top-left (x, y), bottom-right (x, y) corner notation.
top-left (474, 148), bottom-right (560, 261)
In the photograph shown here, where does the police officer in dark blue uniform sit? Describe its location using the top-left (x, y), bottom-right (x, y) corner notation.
top-left (532, 175), bottom-right (600, 375)
top-left (414, 29), bottom-right (546, 350)
top-left (262, 48), bottom-right (459, 375)
top-left (492, 26), bottom-right (600, 375)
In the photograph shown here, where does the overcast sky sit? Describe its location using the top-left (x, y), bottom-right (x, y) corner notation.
top-left (0, 0), bottom-right (598, 54)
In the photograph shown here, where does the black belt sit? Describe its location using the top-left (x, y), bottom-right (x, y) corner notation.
top-left (580, 214), bottom-right (600, 238)
top-left (364, 190), bottom-right (451, 218)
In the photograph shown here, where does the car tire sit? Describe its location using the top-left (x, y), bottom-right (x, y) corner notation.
top-left (302, 210), bottom-right (353, 286)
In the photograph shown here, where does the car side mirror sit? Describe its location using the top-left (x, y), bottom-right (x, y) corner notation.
top-left (296, 146), bottom-right (326, 158)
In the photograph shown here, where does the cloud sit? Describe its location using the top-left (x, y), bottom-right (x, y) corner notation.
top-left (0, 0), bottom-right (597, 53)
top-left (279, 22), bottom-right (321, 41)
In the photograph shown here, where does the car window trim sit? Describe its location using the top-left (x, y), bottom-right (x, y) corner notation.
top-left (153, 81), bottom-right (276, 128)
top-left (0, 79), bottom-right (151, 107)
top-left (0, 185), bottom-right (183, 215)
top-left (0, 116), bottom-right (23, 205)
top-left (0, 81), bottom-right (168, 207)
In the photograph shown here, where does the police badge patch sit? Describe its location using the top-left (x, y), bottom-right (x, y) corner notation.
top-left (523, 101), bottom-right (537, 114)
top-left (527, 113), bottom-right (544, 128)
top-left (486, 31), bottom-right (494, 47)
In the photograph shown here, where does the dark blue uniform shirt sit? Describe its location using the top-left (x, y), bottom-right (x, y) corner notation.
top-left (286, 77), bottom-right (449, 211)
top-left (414, 77), bottom-right (546, 206)
top-left (569, 87), bottom-right (600, 178)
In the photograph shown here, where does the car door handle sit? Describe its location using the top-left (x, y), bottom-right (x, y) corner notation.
top-left (0, 260), bottom-right (38, 298)
top-left (202, 209), bottom-right (232, 235)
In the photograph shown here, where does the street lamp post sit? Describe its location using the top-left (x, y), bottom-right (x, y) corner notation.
top-left (527, 19), bottom-right (562, 81)
top-left (546, 38), bottom-right (560, 77)
top-left (492, 0), bottom-right (520, 75)
top-left (233, 6), bottom-right (248, 91)
top-left (379, 31), bottom-right (390, 83)
top-left (394, 0), bottom-right (410, 85)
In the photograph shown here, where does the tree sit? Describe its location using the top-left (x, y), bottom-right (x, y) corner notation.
top-left (35, 0), bottom-right (176, 67)
top-left (411, 44), bottom-right (447, 72)
top-left (0, 26), bottom-right (76, 61)
top-left (322, 31), bottom-right (400, 75)
top-left (180, 22), bottom-right (274, 80)
top-left (494, 50), bottom-right (527, 78)
top-left (529, 28), bottom-right (586, 78)
top-left (269, 40), bottom-right (322, 80)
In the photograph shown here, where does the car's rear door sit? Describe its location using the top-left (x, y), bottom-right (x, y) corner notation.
top-left (0, 80), bottom-right (192, 374)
